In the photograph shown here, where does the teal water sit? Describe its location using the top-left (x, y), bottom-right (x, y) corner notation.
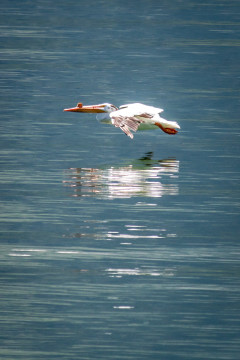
top-left (0, 0), bottom-right (240, 359)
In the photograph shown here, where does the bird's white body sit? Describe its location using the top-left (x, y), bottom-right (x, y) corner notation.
top-left (64, 102), bottom-right (180, 139)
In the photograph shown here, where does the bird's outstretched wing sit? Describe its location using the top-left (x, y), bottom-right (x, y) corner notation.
top-left (119, 103), bottom-right (164, 114)
top-left (110, 103), bottom-right (161, 139)
top-left (111, 115), bottom-right (144, 139)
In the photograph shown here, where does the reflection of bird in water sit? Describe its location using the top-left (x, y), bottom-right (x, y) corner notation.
top-left (64, 102), bottom-right (180, 139)
top-left (139, 151), bottom-right (155, 162)
top-left (63, 154), bottom-right (179, 199)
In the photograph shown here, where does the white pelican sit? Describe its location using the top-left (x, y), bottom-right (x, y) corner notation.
top-left (64, 102), bottom-right (180, 139)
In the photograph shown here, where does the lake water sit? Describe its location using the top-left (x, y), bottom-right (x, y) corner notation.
top-left (0, 0), bottom-right (240, 359)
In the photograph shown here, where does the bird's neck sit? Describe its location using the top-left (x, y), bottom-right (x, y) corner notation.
top-left (96, 112), bottom-right (111, 122)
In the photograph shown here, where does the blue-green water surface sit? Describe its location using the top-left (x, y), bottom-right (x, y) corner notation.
top-left (0, 1), bottom-right (240, 359)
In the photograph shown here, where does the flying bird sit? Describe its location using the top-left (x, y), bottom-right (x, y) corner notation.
top-left (64, 102), bottom-right (180, 139)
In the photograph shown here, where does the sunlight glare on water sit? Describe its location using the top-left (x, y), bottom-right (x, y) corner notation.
top-left (63, 155), bottom-right (179, 199)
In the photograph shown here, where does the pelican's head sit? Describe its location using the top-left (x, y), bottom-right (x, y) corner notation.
top-left (64, 102), bottom-right (118, 114)
top-left (99, 103), bottom-right (118, 113)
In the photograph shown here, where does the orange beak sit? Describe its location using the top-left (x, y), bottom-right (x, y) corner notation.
top-left (64, 103), bottom-right (106, 113)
